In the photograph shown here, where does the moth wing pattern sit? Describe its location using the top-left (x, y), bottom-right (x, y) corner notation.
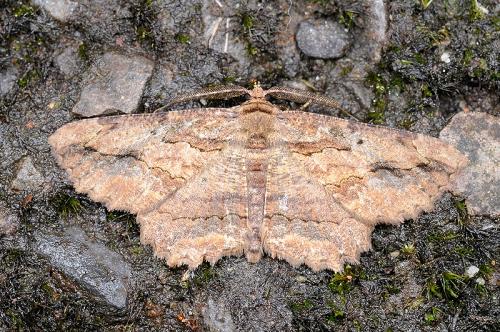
top-left (50, 110), bottom-right (239, 213)
top-left (50, 109), bottom-right (253, 267)
top-left (261, 111), bottom-right (468, 271)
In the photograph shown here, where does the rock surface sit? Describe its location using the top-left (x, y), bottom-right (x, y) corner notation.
top-left (54, 47), bottom-right (81, 77)
top-left (0, 66), bottom-right (18, 97)
top-left (199, 260), bottom-right (294, 331)
top-left (0, 203), bottom-right (19, 236)
top-left (32, 0), bottom-right (78, 22)
top-left (72, 52), bottom-right (154, 117)
top-left (11, 157), bottom-right (45, 192)
top-left (440, 111), bottom-right (499, 217)
top-left (296, 19), bottom-right (351, 59)
top-left (34, 226), bottom-right (131, 309)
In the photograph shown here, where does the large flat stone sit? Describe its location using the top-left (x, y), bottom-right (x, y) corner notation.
top-left (440, 112), bottom-right (499, 217)
top-left (34, 226), bottom-right (131, 309)
top-left (72, 52), bottom-right (154, 117)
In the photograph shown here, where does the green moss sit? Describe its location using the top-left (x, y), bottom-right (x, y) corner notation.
top-left (3, 248), bottom-right (23, 266)
top-left (13, 4), bottom-right (35, 17)
top-left (413, 53), bottom-right (427, 65)
top-left (389, 74), bottom-right (405, 92)
top-left (365, 72), bottom-right (388, 124)
top-left (6, 309), bottom-right (25, 329)
top-left (41, 282), bottom-right (60, 300)
top-left (366, 101), bottom-right (386, 124)
top-left (454, 199), bottom-right (469, 225)
top-left (338, 10), bottom-right (356, 29)
top-left (427, 230), bottom-right (458, 243)
top-left (290, 299), bottom-right (313, 312)
top-left (426, 279), bottom-right (443, 299)
top-left (326, 303), bottom-right (345, 322)
top-left (175, 33), bottom-right (190, 44)
top-left (382, 283), bottom-right (401, 300)
top-left (461, 48), bottom-right (474, 66)
top-left (401, 243), bottom-right (416, 255)
top-left (421, 83), bottom-right (433, 98)
top-left (366, 72), bottom-right (386, 95)
top-left (241, 13), bottom-right (254, 30)
top-left (193, 264), bottom-right (216, 286)
top-left (491, 15), bottom-right (500, 30)
top-left (399, 118), bottom-right (415, 130)
top-left (453, 245), bottom-right (474, 257)
top-left (469, 0), bottom-right (484, 21)
top-left (329, 265), bottom-right (366, 299)
top-left (440, 271), bottom-right (465, 299)
top-left (222, 76), bottom-right (237, 84)
top-left (78, 43), bottom-right (89, 61)
top-left (137, 26), bottom-right (153, 41)
top-left (472, 58), bottom-right (488, 77)
top-left (424, 307), bottom-right (441, 324)
top-left (340, 64), bottom-right (354, 77)
top-left (479, 262), bottom-right (494, 278)
top-left (53, 193), bottom-right (83, 218)
top-left (129, 245), bottom-right (144, 256)
top-left (246, 43), bottom-right (258, 56)
top-left (17, 70), bottom-right (39, 89)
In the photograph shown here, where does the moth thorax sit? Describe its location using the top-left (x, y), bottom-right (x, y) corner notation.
top-left (246, 133), bottom-right (269, 150)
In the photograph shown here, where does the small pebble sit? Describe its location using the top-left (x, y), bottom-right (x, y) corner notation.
top-left (465, 265), bottom-right (479, 278)
top-left (390, 250), bottom-right (400, 258)
top-left (296, 19), bottom-right (352, 59)
top-left (440, 52), bottom-right (451, 64)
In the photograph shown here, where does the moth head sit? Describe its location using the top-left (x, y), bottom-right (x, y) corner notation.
top-left (249, 81), bottom-right (266, 100)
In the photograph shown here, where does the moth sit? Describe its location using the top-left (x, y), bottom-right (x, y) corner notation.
top-left (49, 84), bottom-right (467, 271)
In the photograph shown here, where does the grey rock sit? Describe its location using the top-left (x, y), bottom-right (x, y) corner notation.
top-left (296, 19), bottom-right (351, 59)
top-left (72, 52), bottom-right (154, 117)
top-left (440, 112), bottom-right (499, 217)
top-left (202, 0), bottom-right (249, 69)
top-left (54, 47), bottom-right (81, 77)
top-left (203, 298), bottom-right (236, 332)
top-left (11, 156), bottom-right (45, 192)
top-left (0, 66), bottom-right (18, 97)
top-left (34, 226), bottom-right (131, 309)
top-left (0, 203), bottom-right (19, 236)
top-left (32, 0), bottom-right (78, 22)
top-left (198, 260), bottom-right (294, 331)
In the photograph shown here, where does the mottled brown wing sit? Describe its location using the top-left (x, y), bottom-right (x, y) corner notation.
top-left (49, 109), bottom-right (248, 268)
top-left (263, 111), bottom-right (468, 271)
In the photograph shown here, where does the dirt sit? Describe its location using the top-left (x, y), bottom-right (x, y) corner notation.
top-left (0, 0), bottom-right (498, 331)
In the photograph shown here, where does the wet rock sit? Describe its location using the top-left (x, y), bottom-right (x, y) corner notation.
top-left (440, 112), bottom-right (499, 217)
top-left (202, 298), bottom-right (236, 332)
top-left (296, 19), bottom-right (351, 59)
top-left (357, 0), bottom-right (387, 63)
top-left (34, 226), bottom-right (131, 309)
top-left (0, 66), bottom-right (18, 97)
top-left (32, 0), bottom-right (78, 22)
top-left (11, 157), bottom-right (45, 192)
top-left (54, 47), bottom-right (81, 77)
top-left (0, 203), bottom-right (19, 236)
top-left (197, 260), bottom-right (294, 331)
top-left (72, 52), bottom-right (154, 117)
top-left (201, 0), bottom-right (249, 68)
